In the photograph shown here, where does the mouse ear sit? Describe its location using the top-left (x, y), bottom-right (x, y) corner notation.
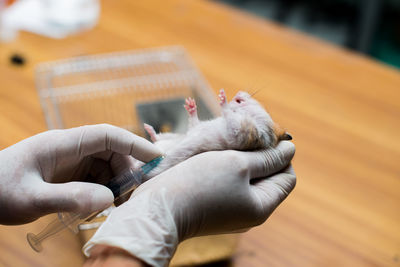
top-left (238, 118), bottom-right (266, 150)
top-left (273, 123), bottom-right (293, 141)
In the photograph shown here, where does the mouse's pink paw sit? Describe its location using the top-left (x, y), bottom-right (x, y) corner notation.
top-left (218, 89), bottom-right (227, 106)
top-left (184, 97), bottom-right (197, 116)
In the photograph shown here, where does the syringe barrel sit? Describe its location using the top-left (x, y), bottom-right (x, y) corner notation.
top-left (57, 212), bottom-right (81, 233)
top-left (106, 168), bottom-right (143, 199)
top-left (57, 168), bottom-right (143, 227)
top-left (27, 157), bottom-right (164, 252)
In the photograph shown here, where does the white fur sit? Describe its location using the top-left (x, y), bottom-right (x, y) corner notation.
top-left (145, 91), bottom-right (276, 178)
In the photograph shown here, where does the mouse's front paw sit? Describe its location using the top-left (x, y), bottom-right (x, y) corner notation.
top-left (219, 89), bottom-right (227, 106)
top-left (144, 123), bottom-right (158, 142)
top-left (184, 97), bottom-right (197, 116)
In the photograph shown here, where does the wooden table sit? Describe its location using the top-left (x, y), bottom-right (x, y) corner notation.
top-left (0, 0), bottom-right (399, 266)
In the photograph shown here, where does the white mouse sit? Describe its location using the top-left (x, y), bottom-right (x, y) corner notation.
top-left (143, 89), bottom-right (291, 177)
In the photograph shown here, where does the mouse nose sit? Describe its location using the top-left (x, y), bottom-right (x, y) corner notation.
top-left (283, 132), bottom-right (293, 140)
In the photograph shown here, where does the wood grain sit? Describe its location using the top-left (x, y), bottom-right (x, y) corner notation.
top-left (0, 0), bottom-right (399, 266)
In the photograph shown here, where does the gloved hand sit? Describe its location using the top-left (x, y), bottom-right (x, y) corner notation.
top-left (84, 141), bottom-right (296, 267)
top-left (0, 124), bottom-right (161, 225)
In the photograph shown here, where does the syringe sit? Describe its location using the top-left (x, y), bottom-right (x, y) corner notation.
top-left (27, 156), bottom-right (164, 252)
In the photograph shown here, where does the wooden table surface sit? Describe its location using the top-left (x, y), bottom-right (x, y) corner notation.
top-left (0, 0), bottom-right (399, 266)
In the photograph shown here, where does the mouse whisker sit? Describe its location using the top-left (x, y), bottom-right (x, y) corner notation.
top-left (250, 89), bottom-right (262, 97)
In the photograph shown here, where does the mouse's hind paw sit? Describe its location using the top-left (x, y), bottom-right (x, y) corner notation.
top-left (184, 97), bottom-right (197, 116)
top-left (184, 97), bottom-right (200, 128)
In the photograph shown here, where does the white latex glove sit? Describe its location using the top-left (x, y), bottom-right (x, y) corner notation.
top-left (84, 141), bottom-right (296, 267)
top-left (0, 124), bottom-right (161, 225)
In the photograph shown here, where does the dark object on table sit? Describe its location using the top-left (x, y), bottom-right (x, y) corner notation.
top-left (10, 54), bottom-right (26, 66)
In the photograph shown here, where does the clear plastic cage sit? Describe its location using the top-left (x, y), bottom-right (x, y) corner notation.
top-left (35, 46), bottom-right (220, 135)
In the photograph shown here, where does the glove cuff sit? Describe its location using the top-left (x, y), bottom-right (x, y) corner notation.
top-left (83, 188), bottom-right (179, 267)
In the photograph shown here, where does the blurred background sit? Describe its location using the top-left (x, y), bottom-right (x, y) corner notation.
top-left (217, 0), bottom-right (400, 68)
top-left (0, 0), bottom-right (399, 266)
